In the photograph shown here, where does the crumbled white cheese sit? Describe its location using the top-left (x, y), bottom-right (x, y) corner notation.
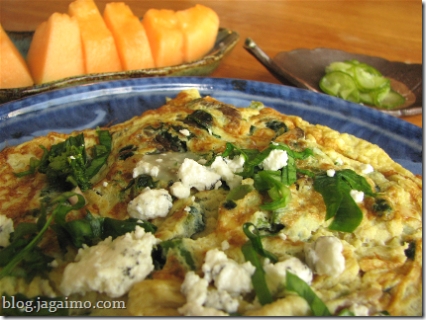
top-left (0, 214), bottom-right (14, 247)
top-left (210, 156), bottom-right (243, 189)
top-left (103, 181), bottom-right (109, 187)
top-left (348, 303), bottom-right (369, 316)
top-left (179, 249), bottom-right (253, 316)
top-left (204, 288), bottom-right (239, 313)
top-left (221, 240), bottom-right (230, 251)
top-left (133, 160), bottom-right (160, 178)
top-left (261, 149), bottom-right (288, 171)
top-left (350, 189), bottom-right (364, 203)
top-left (326, 169), bottom-right (336, 177)
top-left (304, 236), bottom-right (345, 277)
top-left (170, 181), bottom-right (191, 199)
top-left (127, 187), bottom-right (172, 219)
top-left (60, 226), bottom-right (159, 298)
top-left (335, 157), bottom-right (344, 165)
top-left (179, 129), bottom-right (191, 136)
top-left (177, 158), bottom-right (221, 191)
top-left (263, 257), bottom-right (313, 294)
top-left (181, 271), bottom-right (209, 306)
top-left (202, 248), bottom-right (255, 295)
top-left (224, 155), bottom-right (245, 173)
top-left (360, 163), bottom-right (374, 174)
top-left (179, 271), bottom-right (238, 314)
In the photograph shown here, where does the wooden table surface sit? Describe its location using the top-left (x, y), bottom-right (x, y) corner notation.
top-left (1, 0), bottom-right (422, 127)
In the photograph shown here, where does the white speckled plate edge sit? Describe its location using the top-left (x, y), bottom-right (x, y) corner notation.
top-left (0, 77), bottom-right (422, 174)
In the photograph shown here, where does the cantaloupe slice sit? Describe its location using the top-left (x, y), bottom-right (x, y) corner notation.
top-left (0, 25), bottom-right (34, 88)
top-left (26, 13), bottom-right (84, 85)
top-left (142, 8), bottom-right (184, 68)
top-left (69, 0), bottom-right (122, 74)
top-left (176, 4), bottom-right (219, 63)
top-left (103, 2), bottom-right (154, 71)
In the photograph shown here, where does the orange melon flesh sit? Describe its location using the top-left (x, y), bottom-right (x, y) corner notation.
top-left (0, 25), bottom-right (34, 88)
top-left (176, 5), bottom-right (219, 63)
top-left (26, 13), bottom-right (84, 85)
top-left (103, 2), bottom-right (154, 71)
top-left (69, 0), bottom-right (122, 74)
top-left (142, 9), bottom-right (184, 68)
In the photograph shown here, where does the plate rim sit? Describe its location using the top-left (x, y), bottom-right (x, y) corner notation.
top-left (0, 76), bottom-right (422, 174)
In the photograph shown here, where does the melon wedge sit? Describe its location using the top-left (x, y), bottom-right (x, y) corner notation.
top-left (103, 2), bottom-right (154, 71)
top-left (176, 5), bottom-right (219, 63)
top-left (142, 8), bottom-right (184, 68)
top-left (0, 25), bottom-right (34, 88)
top-left (26, 13), bottom-right (84, 85)
top-left (69, 0), bottom-right (122, 74)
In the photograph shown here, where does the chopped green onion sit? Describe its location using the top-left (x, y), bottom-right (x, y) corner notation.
top-left (241, 242), bottom-right (273, 305)
top-left (285, 271), bottom-right (332, 316)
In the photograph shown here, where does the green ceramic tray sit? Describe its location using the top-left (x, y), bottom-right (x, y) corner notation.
top-left (0, 27), bottom-right (239, 104)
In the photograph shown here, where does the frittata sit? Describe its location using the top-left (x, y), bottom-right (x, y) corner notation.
top-left (0, 89), bottom-right (422, 316)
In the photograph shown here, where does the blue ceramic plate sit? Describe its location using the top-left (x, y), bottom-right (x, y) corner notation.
top-left (0, 77), bottom-right (422, 174)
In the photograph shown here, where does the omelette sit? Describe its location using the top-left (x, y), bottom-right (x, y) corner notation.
top-left (0, 89), bottom-right (422, 316)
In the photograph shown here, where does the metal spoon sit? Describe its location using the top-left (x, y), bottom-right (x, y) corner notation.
top-left (244, 38), bottom-right (422, 117)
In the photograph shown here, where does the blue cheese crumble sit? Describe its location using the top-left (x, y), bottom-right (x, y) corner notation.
top-left (178, 249), bottom-right (255, 316)
top-left (127, 187), bottom-right (173, 219)
top-left (60, 226), bottom-right (159, 298)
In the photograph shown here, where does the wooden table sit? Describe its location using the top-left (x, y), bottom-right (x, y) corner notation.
top-left (1, 0), bottom-right (422, 127)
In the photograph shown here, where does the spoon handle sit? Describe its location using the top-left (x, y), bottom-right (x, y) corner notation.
top-left (244, 38), bottom-right (316, 91)
top-left (381, 106), bottom-right (423, 117)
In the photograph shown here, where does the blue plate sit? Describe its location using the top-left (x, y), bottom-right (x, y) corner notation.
top-left (0, 77), bottom-right (422, 175)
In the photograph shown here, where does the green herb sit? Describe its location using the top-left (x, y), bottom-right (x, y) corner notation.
top-left (226, 185), bottom-right (254, 201)
top-left (285, 271), bottom-right (332, 316)
top-left (0, 192), bottom-right (85, 280)
top-left (159, 239), bottom-right (196, 270)
top-left (222, 200), bottom-right (237, 210)
top-left (336, 309), bottom-right (356, 316)
top-left (242, 223), bottom-right (277, 263)
top-left (241, 142), bottom-right (313, 178)
top-left (122, 174), bottom-right (156, 198)
top-left (241, 242), bottom-right (273, 305)
top-left (265, 120), bottom-right (288, 137)
top-left (404, 241), bottom-right (416, 260)
top-left (14, 130), bottom-right (112, 191)
top-left (185, 110), bottom-right (213, 133)
top-left (372, 198), bottom-right (392, 216)
top-left (155, 131), bottom-right (187, 152)
top-left (52, 212), bottom-right (157, 249)
top-left (313, 169), bottom-right (375, 232)
top-left (254, 171), bottom-right (291, 211)
top-left (118, 145), bottom-right (137, 160)
top-left (85, 129), bottom-right (112, 179)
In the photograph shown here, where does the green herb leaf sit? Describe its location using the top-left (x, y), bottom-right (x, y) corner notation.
top-left (241, 242), bottom-right (273, 305)
top-left (85, 129), bottom-right (112, 179)
top-left (243, 223), bottom-right (277, 263)
top-left (14, 130), bottom-right (112, 191)
top-left (254, 171), bottom-right (291, 211)
top-left (53, 212), bottom-right (157, 249)
top-left (285, 271), bottom-right (332, 316)
top-left (314, 169), bottom-right (375, 232)
top-left (0, 192), bottom-right (85, 280)
top-left (185, 110), bottom-right (213, 133)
